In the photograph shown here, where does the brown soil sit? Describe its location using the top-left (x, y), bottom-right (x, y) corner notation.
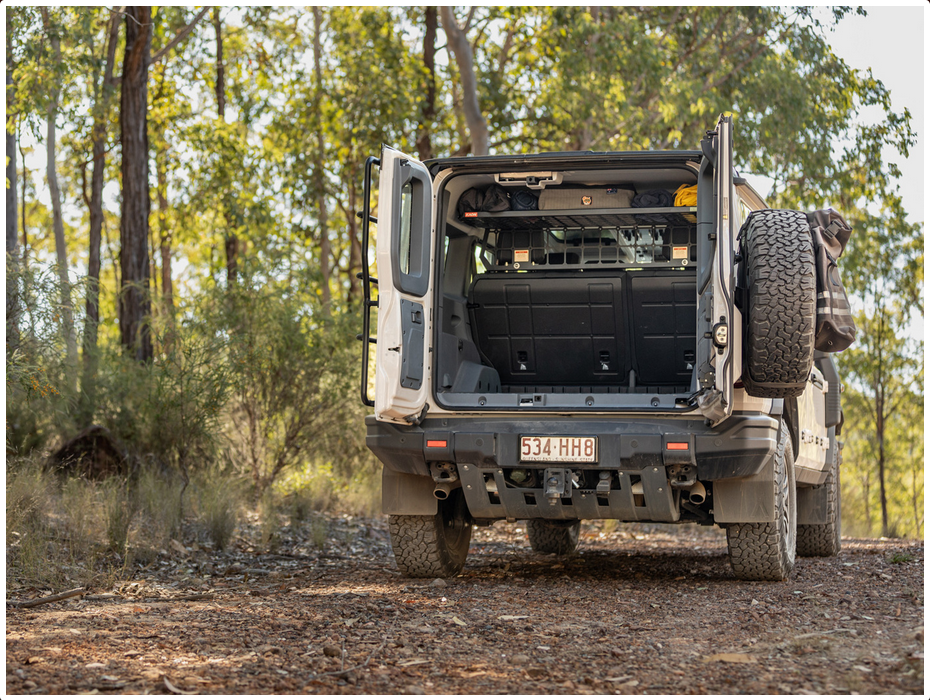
top-left (6, 517), bottom-right (924, 695)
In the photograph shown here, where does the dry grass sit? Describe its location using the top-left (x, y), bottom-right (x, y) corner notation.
top-left (5, 455), bottom-right (380, 593)
top-left (190, 467), bottom-right (246, 551)
top-left (134, 463), bottom-right (185, 548)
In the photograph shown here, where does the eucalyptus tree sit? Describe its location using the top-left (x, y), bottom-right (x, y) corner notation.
top-left (119, 6), bottom-right (209, 362)
top-left (7, 26), bottom-right (20, 346)
top-left (39, 7), bottom-right (78, 376)
top-left (118, 6), bottom-right (153, 362)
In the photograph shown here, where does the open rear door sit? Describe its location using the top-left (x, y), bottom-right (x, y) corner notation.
top-left (373, 147), bottom-right (434, 424)
top-left (695, 115), bottom-right (736, 425)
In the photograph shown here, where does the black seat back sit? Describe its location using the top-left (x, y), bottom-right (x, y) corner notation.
top-left (468, 270), bottom-right (696, 388)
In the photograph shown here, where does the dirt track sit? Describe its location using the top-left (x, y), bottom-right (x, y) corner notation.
top-left (6, 518), bottom-right (924, 695)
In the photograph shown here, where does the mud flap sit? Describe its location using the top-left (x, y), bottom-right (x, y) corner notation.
top-left (713, 444), bottom-right (777, 523)
top-left (797, 484), bottom-right (830, 524)
top-left (382, 470), bottom-right (437, 516)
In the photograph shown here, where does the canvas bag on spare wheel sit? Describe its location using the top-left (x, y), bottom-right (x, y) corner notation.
top-left (806, 208), bottom-right (857, 352)
top-left (538, 186), bottom-right (633, 210)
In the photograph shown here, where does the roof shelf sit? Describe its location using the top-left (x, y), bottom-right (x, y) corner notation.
top-left (463, 206), bottom-right (697, 230)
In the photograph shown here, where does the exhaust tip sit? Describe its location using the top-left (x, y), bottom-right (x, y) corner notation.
top-left (688, 481), bottom-right (706, 505)
top-left (434, 487), bottom-right (450, 500)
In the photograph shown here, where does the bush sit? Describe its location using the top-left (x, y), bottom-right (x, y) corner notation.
top-left (6, 262), bottom-right (82, 456)
top-left (213, 282), bottom-right (369, 494)
top-left (90, 326), bottom-right (229, 479)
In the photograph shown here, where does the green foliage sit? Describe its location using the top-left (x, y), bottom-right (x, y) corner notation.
top-left (6, 5), bottom-right (922, 547)
top-left (887, 552), bottom-right (915, 565)
top-left (211, 263), bottom-right (372, 493)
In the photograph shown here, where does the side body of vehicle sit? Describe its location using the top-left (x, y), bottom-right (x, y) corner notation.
top-left (360, 115), bottom-right (843, 581)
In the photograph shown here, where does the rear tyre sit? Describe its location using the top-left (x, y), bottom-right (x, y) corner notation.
top-left (527, 519), bottom-right (581, 555)
top-left (741, 210), bottom-right (816, 398)
top-left (727, 422), bottom-right (797, 581)
top-left (797, 436), bottom-right (842, 557)
top-left (389, 490), bottom-right (472, 578)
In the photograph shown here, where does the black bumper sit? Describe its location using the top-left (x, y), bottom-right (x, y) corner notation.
top-left (366, 412), bottom-right (778, 482)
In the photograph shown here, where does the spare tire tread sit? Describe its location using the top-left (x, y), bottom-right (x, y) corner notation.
top-left (742, 210), bottom-right (816, 398)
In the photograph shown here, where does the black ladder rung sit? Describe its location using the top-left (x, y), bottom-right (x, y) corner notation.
top-left (356, 272), bottom-right (378, 285)
top-left (356, 211), bottom-right (377, 224)
top-left (355, 334), bottom-right (377, 344)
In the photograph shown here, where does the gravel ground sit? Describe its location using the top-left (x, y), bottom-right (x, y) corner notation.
top-left (6, 517), bottom-right (924, 695)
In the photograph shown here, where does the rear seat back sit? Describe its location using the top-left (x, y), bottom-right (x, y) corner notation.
top-left (468, 270), bottom-right (695, 388)
top-left (627, 271), bottom-right (696, 386)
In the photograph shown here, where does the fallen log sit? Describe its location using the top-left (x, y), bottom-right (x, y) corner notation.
top-left (9, 587), bottom-right (85, 608)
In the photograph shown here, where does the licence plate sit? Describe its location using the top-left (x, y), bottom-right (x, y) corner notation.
top-left (520, 436), bottom-right (598, 463)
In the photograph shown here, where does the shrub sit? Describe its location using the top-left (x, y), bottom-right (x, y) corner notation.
top-left (214, 282), bottom-right (366, 494)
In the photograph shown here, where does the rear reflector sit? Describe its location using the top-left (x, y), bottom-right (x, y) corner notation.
top-left (426, 440), bottom-right (447, 448)
top-left (666, 442), bottom-right (689, 451)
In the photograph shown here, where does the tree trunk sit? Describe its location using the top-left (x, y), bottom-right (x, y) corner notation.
top-left (347, 179), bottom-right (360, 304)
top-left (119, 6), bottom-right (153, 362)
top-left (416, 7), bottom-right (437, 161)
top-left (214, 7), bottom-right (238, 289)
top-left (6, 28), bottom-right (20, 349)
top-left (576, 7), bottom-right (601, 151)
top-left (156, 146), bottom-right (173, 316)
top-left (84, 8), bottom-right (120, 376)
top-left (41, 9), bottom-right (78, 377)
top-left (875, 310), bottom-right (889, 537)
top-left (877, 389), bottom-right (889, 537)
top-left (213, 7), bottom-right (226, 119)
top-left (312, 7), bottom-right (331, 309)
top-left (20, 137), bottom-right (27, 263)
top-left (6, 29), bottom-right (17, 258)
top-left (439, 7), bottom-right (489, 156)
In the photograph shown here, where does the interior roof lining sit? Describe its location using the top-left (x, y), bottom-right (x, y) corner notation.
top-left (439, 164), bottom-right (701, 238)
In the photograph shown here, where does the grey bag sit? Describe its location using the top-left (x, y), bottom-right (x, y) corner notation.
top-left (538, 186), bottom-right (633, 210)
top-left (806, 209), bottom-right (856, 352)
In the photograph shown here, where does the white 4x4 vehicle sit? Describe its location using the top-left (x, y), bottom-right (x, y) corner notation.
top-left (359, 115), bottom-right (844, 581)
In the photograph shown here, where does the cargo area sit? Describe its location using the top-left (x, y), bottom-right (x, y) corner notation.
top-left (432, 164), bottom-right (704, 411)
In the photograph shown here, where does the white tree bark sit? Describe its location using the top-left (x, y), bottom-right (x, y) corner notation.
top-left (41, 8), bottom-right (78, 375)
top-left (439, 7), bottom-right (489, 156)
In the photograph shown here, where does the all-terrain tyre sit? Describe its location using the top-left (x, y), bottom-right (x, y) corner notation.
top-left (726, 422), bottom-right (797, 580)
top-left (797, 434), bottom-right (842, 557)
top-left (388, 490), bottom-right (472, 578)
top-left (527, 519), bottom-right (581, 555)
top-left (741, 210), bottom-right (816, 399)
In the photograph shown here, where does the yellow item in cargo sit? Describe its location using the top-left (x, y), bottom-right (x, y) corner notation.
top-left (674, 184), bottom-right (697, 207)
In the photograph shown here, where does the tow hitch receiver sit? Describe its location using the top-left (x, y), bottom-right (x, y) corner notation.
top-left (543, 468), bottom-right (580, 505)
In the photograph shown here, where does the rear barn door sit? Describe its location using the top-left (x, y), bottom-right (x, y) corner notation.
top-left (374, 147), bottom-right (434, 424)
top-left (695, 115), bottom-right (736, 425)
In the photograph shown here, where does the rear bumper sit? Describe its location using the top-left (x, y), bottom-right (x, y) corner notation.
top-left (366, 412), bottom-right (777, 482)
top-left (368, 412), bottom-right (777, 522)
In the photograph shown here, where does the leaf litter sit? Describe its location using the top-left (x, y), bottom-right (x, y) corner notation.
top-left (5, 515), bottom-right (924, 694)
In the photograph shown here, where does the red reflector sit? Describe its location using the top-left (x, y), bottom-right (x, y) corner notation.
top-left (464, 212), bottom-right (478, 218)
top-left (667, 442), bottom-right (689, 451)
top-left (426, 440), bottom-right (447, 448)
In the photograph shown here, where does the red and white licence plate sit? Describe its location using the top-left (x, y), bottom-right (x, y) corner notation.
top-left (520, 436), bottom-right (598, 463)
